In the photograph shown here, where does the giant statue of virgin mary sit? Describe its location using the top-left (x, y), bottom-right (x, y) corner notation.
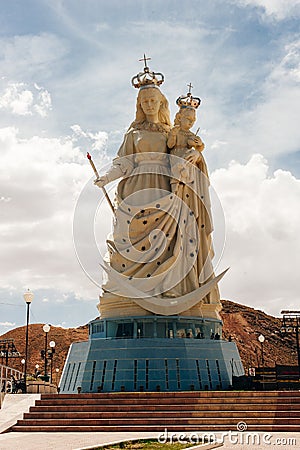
top-left (59, 58), bottom-right (244, 395)
top-left (94, 59), bottom-right (225, 319)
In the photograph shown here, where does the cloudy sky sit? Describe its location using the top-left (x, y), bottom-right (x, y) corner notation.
top-left (1, 0), bottom-right (300, 336)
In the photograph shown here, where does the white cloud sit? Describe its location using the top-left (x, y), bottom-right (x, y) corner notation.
top-left (70, 124), bottom-right (108, 151)
top-left (34, 89), bottom-right (52, 117)
top-left (0, 82), bottom-right (52, 117)
top-left (244, 40), bottom-right (300, 158)
top-left (270, 40), bottom-right (300, 83)
top-left (0, 126), bottom-right (108, 301)
top-left (52, 322), bottom-right (67, 328)
top-left (211, 154), bottom-right (300, 316)
top-left (0, 321), bottom-right (15, 327)
top-left (95, 23), bottom-right (110, 32)
top-left (232, 0), bottom-right (300, 20)
top-left (0, 83), bottom-right (33, 115)
top-left (0, 33), bottom-right (68, 80)
top-left (0, 196), bottom-right (11, 203)
top-left (206, 36), bottom-right (300, 167)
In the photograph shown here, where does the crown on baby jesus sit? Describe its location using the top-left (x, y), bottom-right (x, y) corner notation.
top-left (176, 92), bottom-right (201, 109)
top-left (131, 54), bottom-right (164, 89)
top-left (176, 83), bottom-right (201, 109)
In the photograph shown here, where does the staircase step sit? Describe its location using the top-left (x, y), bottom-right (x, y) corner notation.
top-left (34, 396), bottom-right (300, 406)
top-left (10, 424), bottom-right (300, 432)
top-left (23, 410), bottom-right (300, 420)
top-left (29, 402), bottom-right (300, 413)
top-left (14, 417), bottom-right (300, 426)
top-left (40, 391), bottom-right (300, 399)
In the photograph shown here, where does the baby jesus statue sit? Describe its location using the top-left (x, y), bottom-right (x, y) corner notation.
top-left (167, 92), bottom-right (204, 185)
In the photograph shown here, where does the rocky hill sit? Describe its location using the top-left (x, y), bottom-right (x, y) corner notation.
top-left (0, 323), bottom-right (88, 383)
top-left (0, 300), bottom-right (298, 382)
top-left (221, 300), bottom-right (298, 370)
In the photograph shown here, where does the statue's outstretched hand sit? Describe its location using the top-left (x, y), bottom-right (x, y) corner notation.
top-left (94, 176), bottom-right (108, 188)
top-left (188, 136), bottom-right (204, 150)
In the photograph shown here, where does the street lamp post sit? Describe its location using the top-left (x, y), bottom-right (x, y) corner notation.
top-left (42, 324), bottom-right (50, 380)
top-left (23, 289), bottom-right (34, 393)
top-left (281, 310), bottom-right (300, 380)
top-left (258, 334), bottom-right (265, 366)
top-left (258, 334), bottom-right (265, 390)
top-left (48, 341), bottom-right (56, 383)
top-left (55, 368), bottom-right (60, 386)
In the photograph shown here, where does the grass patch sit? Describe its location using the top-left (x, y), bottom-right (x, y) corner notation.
top-left (93, 438), bottom-right (194, 449)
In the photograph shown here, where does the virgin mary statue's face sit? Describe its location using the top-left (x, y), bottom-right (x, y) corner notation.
top-left (139, 88), bottom-right (161, 118)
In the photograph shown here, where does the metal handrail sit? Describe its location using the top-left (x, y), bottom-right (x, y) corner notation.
top-left (0, 363), bottom-right (24, 399)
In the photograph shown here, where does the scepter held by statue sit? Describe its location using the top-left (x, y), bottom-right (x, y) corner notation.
top-left (86, 152), bottom-right (115, 215)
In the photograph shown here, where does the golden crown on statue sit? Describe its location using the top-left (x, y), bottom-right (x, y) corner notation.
top-left (131, 54), bottom-right (164, 89)
top-left (176, 83), bottom-right (201, 109)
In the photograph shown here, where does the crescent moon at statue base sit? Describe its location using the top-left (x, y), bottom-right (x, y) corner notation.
top-left (100, 263), bottom-right (228, 315)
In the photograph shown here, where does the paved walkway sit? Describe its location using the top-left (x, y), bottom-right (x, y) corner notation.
top-left (0, 394), bottom-right (40, 434)
top-left (0, 431), bottom-right (222, 450)
top-left (0, 431), bottom-right (160, 450)
top-left (0, 430), bottom-right (299, 450)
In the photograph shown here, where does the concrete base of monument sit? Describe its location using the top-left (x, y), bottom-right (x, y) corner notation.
top-left (60, 316), bottom-right (244, 393)
top-left (98, 293), bottom-right (223, 320)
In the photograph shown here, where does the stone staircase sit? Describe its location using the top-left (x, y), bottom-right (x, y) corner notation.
top-left (10, 391), bottom-right (300, 432)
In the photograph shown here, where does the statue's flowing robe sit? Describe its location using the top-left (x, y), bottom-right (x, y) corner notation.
top-left (100, 126), bottom-right (220, 315)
